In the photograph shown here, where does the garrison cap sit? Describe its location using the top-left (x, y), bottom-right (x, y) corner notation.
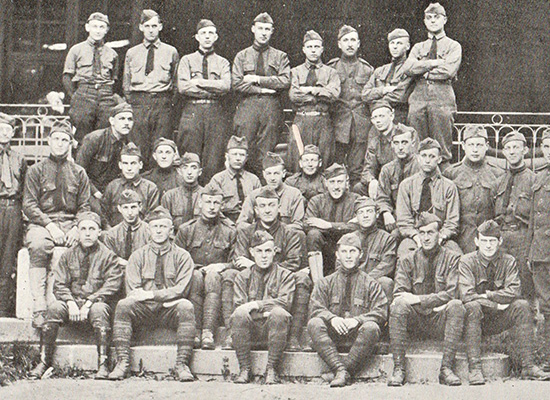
top-left (303, 30), bottom-right (323, 44)
top-left (250, 230), bottom-right (275, 248)
top-left (77, 211), bottom-right (102, 227)
top-left (502, 131), bottom-right (526, 147)
top-left (262, 152), bottom-right (284, 170)
top-left (370, 100), bottom-right (393, 114)
top-left (354, 196), bottom-right (377, 213)
top-left (227, 135), bottom-right (248, 151)
top-left (49, 121), bottom-right (74, 140)
top-left (0, 112), bottom-right (15, 127)
top-left (120, 142), bottom-right (142, 159)
top-left (391, 123), bottom-right (416, 140)
top-left (254, 12), bottom-right (274, 25)
top-left (201, 184), bottom-right (226, 199)
top-left (255, 186), bottom-right (280, 201)
top-left (425, 2), bottom-right (446, 16)
top-left (477, 219), bottom-right (501, 239)
top-left (338, 25), bottom-right (358, 40)
top-left (140, 9), bottom-right (160, 24)
top-left (87, 12), bottom-right (109, 26)
top-left (337, 232), bottom-right (362, 250)
top-left (388, 28), bottom-right (410, 42)
top-left (541, 128), bottom-right (550, 142)
top-left (301, 144), bottom-right (321, 158)
top-left (418, 137), bottom-right (441, 152)
top-left (197, 19), bottom-right (216, 32)
top-left (324, 163), bottom-right (348, 180)
top-left (146, 206), bottom-right (173, 223)
top-left (181, 152), bottom-right (201, 166)
top-left (153, 137), bottom-right (177, 152)
top-left (462, 125), bottom-right (488, 142)
top-left (415, 212), bottom-right (442, 229)
top-left (110, 102), bottom-right (133, 118)
top-left (118, 189), bottom-right (141, 205)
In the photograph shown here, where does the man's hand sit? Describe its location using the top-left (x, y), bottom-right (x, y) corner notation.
top-left (433, 304), bottom-right (446, 313)
top-left (497, 303), bottom-right (510, 311)
top-left (234, 256), bottom-right (255, 270)
top-left (344, 318), bottom-right (359, 330)
top-left (305, 217), bottom-right (332, 230)
top-left (64, 226), bottom-right (79, 247)
top-left (331, 317), bottom-right (349, 335)
top-left (46, 223), bottom-right (65, 246)
top-left (237, 302), bottom-right (260, 314)
top-left (383, 212), bottom-right (397, 232)
top-left (242, 75), bottom-right (260, 84)
top-left (94, 191), bottom-right (103, 200)
top-left (260, 88), bottom-right (276, 94)
top-left (68, 301), bottom-right (81, 322)
top-left (128, 288), bottom-right (154, 302)
top-left (394, 292), bottom-right (421, 305)
top-left (118, 258), bottom-right (128, 268)
top-left (201, 263), bottom-right (226, 275)
top-left (368, 179), bottom-right (379, 199)
top-left (383, 86), bottom-right (397, 94)
top-left (299, 86), bottom-right (316, 95)
top-left (429, 59), bottom-right (445, 68)
top-left (79, 302), bottom-right (91, 321)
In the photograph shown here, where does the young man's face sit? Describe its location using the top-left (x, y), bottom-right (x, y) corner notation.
top-left (325, 174), bottom-right (347, 200)
top-left (299, 154), bottom-right (322, 176)
top-left (371, 107), bottom-right (394, 132)
top-left (391, 132), bottom-right (414, 159)
top-left (336, 244), bottom-right (362, 270)
top-left (542, 138), bottom-right (550, 163)
top-left (226, 149), bottom-right (247, 171)
top-left (180, 162), bottom-right (202, 184)
top-left (0, 123), bottom-right (14, 145)
top-left (338, 32), bottom-right (360, 58)
top-left (200, 194), bottom-right (223, 219)
top-left (250, 240), bottom-right (276, 269)
top-left (263, 165), bottom-right (285, 189)
top-left (251, 22), bottom-right (273, 45)
top-left (424, 13), bottom-right (447, 34)
top-left (475, 233), bottom-right (502, 259)
top-left (85, 20), bottom-right (109, 42)
top-left (152, 145), bottom-right (176, 169)
top-left (139, 16), bottom-right (162, 43)
top-left (254, 196), bottom-right (279, 225)
top-left (149, 219), bottom-right (173, 244)
top-left (195, 26), bottom-right (218, 51)
top-left (356, 206), bottom-right (378, 230)
top-left (502, 140), bottom-right (526, 166)
top-left (418, 148), bottom-right (441, 173)
top-left (78, 220), bottom-right (101, 248)
top-left (388, 37), bottom-right (410, 59)
top-left (418, 222), bottom-right (440, 252)
top-left (117, 202), bottom-right (142, 225)
top-left (303, 40), bottom-right (323, 63)
top-left (463, 137), bottom-right (488, 163)
top-left (109, 112), bottom-right (133, 137)
top-left (119, 155), bottom-right (142, 180)
top-left (49, 131), bottom-right (72, 157)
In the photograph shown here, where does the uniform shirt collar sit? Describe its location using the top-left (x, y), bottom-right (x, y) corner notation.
top-left (87, 37), bottom-right (104, 47)
top-left (144, 39), bottom-right (161, 48)
top-left (122, 219), bottom-right (143, 232)
top-left (123, 176), bottom-right (142, 187)
top-left (428, 31), bottom-right (446, 40)
top-left (305, 59), bottom-right (323, 69)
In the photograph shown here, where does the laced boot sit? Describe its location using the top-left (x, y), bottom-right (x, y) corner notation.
top-left (29, 322), bottom-right (58, 379)
top-left (330, 368), bottom-right (350, 387)
top-left (264, 366), bottom-right (279, 385)
top-left (387, 356), bottom-right (406, 387)
top-left (234, 368), bottom-right (251, 384)
top-left (468, 359), bottom-right (485, 386)
top-left (94, 327), bottom-right (111, 380)
top-left (108, 323), bottom-right (132, 380)
top-left (201, 329), bottom-right (215, 350)
top-left (439, 366), bottom-right (461, 386)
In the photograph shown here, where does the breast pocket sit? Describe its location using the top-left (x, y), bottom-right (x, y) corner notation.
top-left (355, 75), bottom-right (368, 87)
top-left (158, 63), bottom-right (172, 84)
top-left (129, 62), bottom-right (145, 85)
top-left (353, 296), bottom-right (369, 313)
top-left (413, 275), bottom-right (425, 293)
top-left (101, 54), bottom-right (115, 78)
top-left (329, 295), bottom-right (340, 313)
top-left (65, 184), bottom-right (78, 211)
top-left (142, 268), bottom-right (156, 286)
top-left (514, 192), bottom-right (532, 221)
top-left (268, 59), bottom-right (280, 76)
top-left (243, 61), bottom-right (256, 75)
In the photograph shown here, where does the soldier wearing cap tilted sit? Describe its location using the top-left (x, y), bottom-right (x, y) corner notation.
top-left (109, 206), bottom-right (198, 381)
top-left (388, 212), bottom-right (464, 387)
top-left (64, 12), bottom-right (118, 143)
top-left (285, 144), bottom-right (325, 205)
top-left (460, 220), bottom-right (550, 384)
top-left (30, 212), bottom-right (122, 380)
top-left (101, 142), bottom-right (160, 229)
top-left (0, 113), bottom-right (26, 316)
top-left (174, 185), bottom-right (236, 350)
top-left (287, 30), bottom-right (341, 173)
top-left (124, 10), bottom-right (179, 168)
top-left (308, 232), bottom-right (387, 388)
top-left (403, 3), bottom-right (462, 164)
top-left (23, 122), bottom-right (91, 328)
top-left (492, 131), bottom-right (535, 304)
top-left (178, 19), bottom-right (231, 183)
top-left (352, 196), bottom-right (397, 302)
top-left (232, 13), bottom-right (291, 176)
top-left (209, 136), bottom-right (261, 222)
top-left (231, 230), bottom-right (296, 384)
top-left (142, 138), bottom-right (185, 198)
top-left (444, 125), bottom-right (503, 253)
top-left (161, 152), bottom-right (203, 230)
top-left (396, 137), bottom-right (461, 258)
top-left (306, 163), bottom-right (359, 282)
top-left (362, 28), bottom-right (413, 124)
top-left (76, 102), bottom-right (134, 213)
top-left (327, 25), bottom-right (373, 186)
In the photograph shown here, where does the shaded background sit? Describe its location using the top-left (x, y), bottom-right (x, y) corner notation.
top-left (1, 0), bottom-right (548, 112)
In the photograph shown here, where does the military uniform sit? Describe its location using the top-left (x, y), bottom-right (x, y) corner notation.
top-left (209, 170), bottom-right (261, 223)
top-left (142, 167), bottom-right (184, 199)
top-left (161, 183), bottom-right (203, 230)
top-left (64, 13), bottom-right (118, 142)
top-left (285, 171), bottom-right (325, 204)
top-left (103, 219), bottom-right (150, 262)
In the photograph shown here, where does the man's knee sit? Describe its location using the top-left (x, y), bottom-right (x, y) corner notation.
top-left (509, 299), bottom-right (533, 323)
top-left (47, 300), bottom-right (68, 322)
top-left (294, 269), bottom-right (313, 290)
top-left (230, 305), bottom-right (252, 326)
top-left (221, 269), bottom-right (238, 283)
top-left (358, 321), bottom-right (381, 339)
top-left (175, 298), bottom-right (195, 315)
top-left (445, 299), bottom-right (466, 318)
top-left (464, 300), bottom-right (483, 319)
top-left (90, 301), bottom-right (111, 318)
top-left (391, 296), bottom-right (414, 315)
top-left (268, 307), bottom-right (291, 324)
top-left (444, 240), bottom-right (463, 255)
top-left (397, 238), bottom-right (417, 260)
top-left (204, 269), bottom-right (221, 293)
top-left (352, 181), bottom-right (368, 196)
top-left (377, 277), bottom-right (394, 303)
top-left (307, 317), bottom-right (326, 335)
top-left (306, 229), bottom-right (324, 251)
top-left (190, 270), bottom-right (204, 294)
top-left (115, 297), bottom-right (138, 316)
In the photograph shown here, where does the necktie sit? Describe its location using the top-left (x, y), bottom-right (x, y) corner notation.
top-left (235, 172), bottom-right (245, 204)
top-left (79, 249), bottom-right (91, 286)
top-left (329, 199), bottom-right (338, 223)
top-left (502, 173), bottom-right (516, 211)
top-left (342, 272), bottom-right (353, 314)
top-left (53, 159), bottom-right (65, 210)
top-left (124, 224), bottom-right (133, 260)
top-left (386, 60), bottom-right (397, 83)
top-left (184, 188), bottom-right (194, 222)
top-left (256, 272), bottom-right (267, 300)
top-left (154, 251), bottom-right (165, 289)
top-left (256, 48), bottom-right (266, 76)
top-left (202, 53), bottom-right (209, 79)
top-left (487, 262), bottom-right (496, 291)
top-left (92, 43), bottom-right (102, 78)
top-left (145, 44), bottom-right (155, 76)
top-left (305, 64), bottom-right (318, 87)
top-left (428, 37), bottom-right (438, 60)
top-left (425, 253), bottom-right (437, 293)
top-left (1, 151), bottom-right (12, 189)
top-left (419, 177), bottom-right (432, 213)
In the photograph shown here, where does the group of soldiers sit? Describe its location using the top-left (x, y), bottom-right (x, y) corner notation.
top-left (0, 1), bottom-right (550, 389)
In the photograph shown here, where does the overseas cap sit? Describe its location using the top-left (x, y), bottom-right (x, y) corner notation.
top-left (118, 189), bottom-right (141, 205)
top-left (463, 125), bottom-right (488, 142)
top-left (303, 30), bottom-right (323, 44)
top-left (201, 184), bottom-right (225, 198)
top-left (502, 131), bottom-right (526, 147)
top-left (181, 152), bottom-right (201, 166)
top-left (77, 211), bottom-right (102, 227)
top-left (425, 2), bottom-right (446, 16)
top-left (354, 196), bottom-right (377, 213)
top-left (391, 123), bottom-right (416, 140)
top-left (388, 28), bottom-right (409, 42)
top-left (0, 112), bottom-right (15, 127)
top-left (255, 186), bottom-right (280, 201)
top-left (370, 100), bottom-right (393, 114)
top-left (196, 19), bottom-right (216, 32)
top-left (140, 9), bottom-right (159, 24)
top-left (250, 230), bottom-right (275, 248)
top-left (301, 144), bottom-right (321, 158)
top-left (153, 137), bottom-right (177, 152)
top-left (477, 219), bottom-right (501, 239)
top-left (418, 137), bottom-right (441, 152)
top-left (262, 152), bottom-right (284, 170)
top-left (49, 121), bottom-right (74, 140)
top-left (227, 135), bottom-right (248, 151)
top-left (414, 212), bottom-right (442, 229)
top-left (121, 142), bottom-right (142, 159)
top-left (146, 206), bottom-right (172, 223)
top-left (110, 102), bottom-right (133, 118)
top-left (254, 12), bottom-right (274, 25)
top-left (87, 12), bottom-right (109, 26)
top-left (324, 163), bottom-right (348, 179)
top-left (337, 232), bottom-right (362, 250)
top-left (338, 25), bottom-right (358, 40)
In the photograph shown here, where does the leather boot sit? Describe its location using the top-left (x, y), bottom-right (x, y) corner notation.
top-left (387, 356), bottom-right (406, 387)
top-left (287, 284), bottom-right (310, 352)
top-left (264, 366), bottom-right (279, 385)
top-left (95, 327), bottom-right (111, 380)
top-left (221, 334), bottom-right (233, 350)
top-left (521, 365), bottom-right (550, 381)
top-left (201, 329), bottom-right (215, 350)
top-left (108, 323), bottom-right (132, 380)
top-left (175, 341), bottom-right (194, 382)
top-left (174, 363), bottom-right (194, 382)
top-left (439, 366), bottom-right (461, 386)
top-left (29, 322), bottom-right (58, 379)
top-left (234, 368), bottom-right (251, 384)
top-left (330, 368), bottom-right (350, 387)
top-left (468, 359), bottom-right (485, 386)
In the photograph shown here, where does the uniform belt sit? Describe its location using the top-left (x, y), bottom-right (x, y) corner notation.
top-left (296, 111), bottom-right (328, 116)
top-left (0, 198), bottom-right (20, 206)
top-left (188, 99), bottom-right (218, 104)
top-left (79, 82), bottom-right (113, 90)
top-left (419, 78), bottom-right (452, 85)
top-left (130, 91), bottom-right (171, 98)
top-left (500, 223), bottom-right (521, 232)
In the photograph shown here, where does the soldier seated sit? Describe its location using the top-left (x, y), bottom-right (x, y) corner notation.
top-left (460, 220), bottom-right (550, 385)
top-left (142, 138), bottom-right (185, 199)
top-left (388, 212), bottom-right (464, 387)
top-left (231, 231), bottom-right (296, 384)
top-left (30, 212), bottom-right (122, 380)
top-left (308, 233), bottom-right (387, 387)
top-left (285, 144), bottom-right (325, 205)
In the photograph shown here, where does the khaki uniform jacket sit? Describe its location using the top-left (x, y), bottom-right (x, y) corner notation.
top-left (529, 165), bottom-right (550, 262)
top-left (354, 227), bottom-right (397, 279)
top-left (289, 61), bottom-right (341, 113)
top-left (362, 58), bottom-right (413, 107)
top-left (178, 51), bottom-right (231, 99)
top-left (305, 191), bottom-right (359, 233)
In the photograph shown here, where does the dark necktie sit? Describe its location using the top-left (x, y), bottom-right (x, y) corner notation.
top-left (154, 251), bottom-right (165, 289)
top-left (184, 188), bottom-right (194, 222)
top-left (329, 199), bottom-right (338, 222)
top-left (53, 159), bottom-right (65, 211)
top-left (419, 176), bottom-right (432, 213)
top-left (145, 44), bottom-right (155, 76)
top-left (305, 64), bottom-right (318, 86)
top-left (79, 249), bottom-right (91, 286)
top-left (386, 60), bottom-right (397, 83)
top-left (428, 37), bottom-right (438, 60)
top-left (425, 253), bottom-right (437, 293)
top-left (256, 48), bottom-right (266, 76)
top-left (235, 172), bottom-right (245, 204)
top-left (92, 43), bottom-right (102, 78)
top-left (342, 272), bottom-right (353, 314)
top-left (487, 262), bottom-right (496, 291)
top-left (124, 224), bottom-right (133, 260)
top-left (502, 171), bottom-right (518, 211)
top-left (202, 53), bottom-right (209, 79)
top-left (256, 270), bottom-right (267, 300)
